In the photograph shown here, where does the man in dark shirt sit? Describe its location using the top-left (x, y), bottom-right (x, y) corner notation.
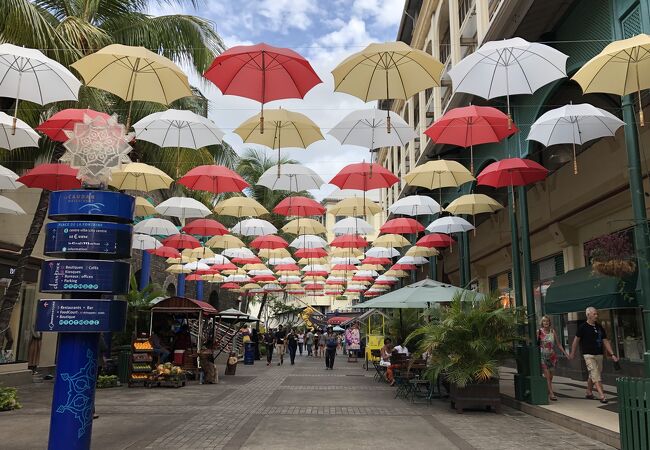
top-left (263, 330), bottom-right (275, 366)
top-left (569, 307), bottom-right (619, 403)
top-left (274, 325), bottom-right (286, 366)
top-left (287, 329), bottom-right (298, 365)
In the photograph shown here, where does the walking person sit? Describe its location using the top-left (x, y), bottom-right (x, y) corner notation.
top-left (287, 329), bottom-right (298, 365)
top-left (324, 327), bottom-right (338, 370)
top-left (569, 307), bottom-right (619, 403)
top-left (274, 325), bottom-right (286, 366)
top-left (263, 329), bottom-right (275, 366)
top-left (306, 329), bottom-right (314, 356)
top-left (538, 315), bottom-right (568, 401)
top-left (297, 330), bottom-right (305, 356)
top-left (313, 332), bottom-right (320, 358)
top-left (318, 329), bottom-right (327, 359)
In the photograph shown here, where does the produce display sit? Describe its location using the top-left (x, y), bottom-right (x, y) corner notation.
top-left (153, 363), bottom-right (184, 379)
top-left (131, 373), bottom-right (148, 380)
top-left (132, 363), bottom-right (151, 371)
top-left (133, 341), bottom-right (153, 351)
top-left (132, 353), bottom-right (152, 362)
top-left (130, 337), bottom-right (155, 386)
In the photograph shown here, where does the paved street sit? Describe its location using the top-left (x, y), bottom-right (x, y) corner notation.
top-left (1, 353), bottom-right (613, 449)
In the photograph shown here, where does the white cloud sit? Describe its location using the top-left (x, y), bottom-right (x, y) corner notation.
top-left (353, 0), bottom-right (405, 28)
top-left (258, 0), bottom-right (321, 32)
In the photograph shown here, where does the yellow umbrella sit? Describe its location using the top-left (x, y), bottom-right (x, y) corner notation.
top-left (166, 256), bottom-right (194, 264)
top-left (445, 194), bottom-right (503, 216)
top-left (285, 283), bottom-right (303, 290)
top-left (358, 263), bottom-right (384, 271)
top-left (298, 257), bottom-right (328, 265)
top-left (405, 160), bottom-right (474, 190)
top-left (243, 263), bottom-right (268, 271)
top-left (202, 274), bottom-right (224, 283)
top-left (572, 34), bottom-right (650, 125)
top-left (214, 196), bottom-right (269, 218)
top-left (328, 197), bottom-right (382, 217)
top-left (384, 269), bottom-right (408, 278)
top-left (185, 247), bottom-right (215, 259)
top-left (282, 218), bottom-right (326, 235)
top-left (242, 283), bottom-right (262, 290)
top-left (332, 42), bottom-right (443, 131)
top-left (134, 196), bottom-right (156, 216)
top-left (258, 248), bottom-right (291, 259)
top-left (372, 234), bottom-right (410, 247)
top-left (166, 264), bottom-right (192, 274)
top-left (71, 44), bottom-right (192, 129)
top-left (110, 162), bottom-right (173, 192)
top-left (205, 234), bottom-right (245, 249)
top-left (234, 109), bottom-right (324, 176)
top-left (406, 246), bottom-right (439, 257)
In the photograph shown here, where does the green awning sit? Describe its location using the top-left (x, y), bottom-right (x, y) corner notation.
top-left (544, 266), bottom-right (638, 314)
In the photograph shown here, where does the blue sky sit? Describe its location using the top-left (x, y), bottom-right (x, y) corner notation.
top-left (153, 0), bottom-right (405, 199)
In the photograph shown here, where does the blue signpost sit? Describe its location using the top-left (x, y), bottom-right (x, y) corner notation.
top-left (37, 190), bottom-right (134, 450)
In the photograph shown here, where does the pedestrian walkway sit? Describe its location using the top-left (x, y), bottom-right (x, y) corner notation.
top-left (0, 353), bottom-right (615, 449)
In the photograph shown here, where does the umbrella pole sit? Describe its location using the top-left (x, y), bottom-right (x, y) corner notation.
top-left (11, 72), bottom-right (22, 135)
top-left (470, 144), bottom-right (474, 175)
top-left (261, 52), bottom-right (266, 134)
top-left (572, 141), bottom-right (578, 175)
top-left (636, 53), bottom-right (644, 127)
top-left (125, 58), bottom-right (141, 132)
top-left (385, 69), bottom-right (391, 133)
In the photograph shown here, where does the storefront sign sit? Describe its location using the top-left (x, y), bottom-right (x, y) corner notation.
top-left (44, 221), bottom-right (132, 258)
top-left (35, 299), bottom-right (127, 332)
top-left (40, 260), bottom-right (130, 294)
top-left (48, 190), bottom-right (135, 222)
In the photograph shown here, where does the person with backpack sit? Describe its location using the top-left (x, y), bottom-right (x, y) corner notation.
top-left (324, 327), bottom-right (339, 370)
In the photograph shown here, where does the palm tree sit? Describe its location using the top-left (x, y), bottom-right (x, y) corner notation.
top-left (0, 0), bottom-right (229, 337)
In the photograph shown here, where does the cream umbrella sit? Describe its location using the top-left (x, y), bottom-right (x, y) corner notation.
top-left (214, 196), bottom-right (269, 218)
top-left (328, 197), bottom-right (382, 217)
top-left (202, 274), bottom-right (225, 283)
top-left (330, 247), bottom-right (363, 257)
top-left (186, 247), bottom-right (215, 259)
top-left (372, 234), bottom-right (410, 247)
top-left (110, 162), bottom-right (173, 192)
top-left (405, 160), bottom-right (474, 205)
top-left (282, 218), bottom-right (326, 235)
top-left (166, 264), bottom-right (192, 274)
top-left (258, 248), bottom-right (291, 259)
top-left (406, 246), bottom-right (439, 257)
top-left (166, 256), bottom-right (195, 264)
top-left (134, 196), bottom-right (156, 217)
top-left (205, 234), bottom-right (245, 249)
top-left (446, 194), bottom-right (503, 235)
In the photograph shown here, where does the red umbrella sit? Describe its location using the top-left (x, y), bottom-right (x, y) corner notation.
top-left (326, 279), bottom-right (345, 285)
top-left (375, 279), bottom-right (397, 285)
top-left (196, 268), bottom-right (220, 275)
top-left (213, 263), bottom-right (238, 271)
top-left (425, 106), bottom-right (518, 174)
top-left (182, 218), bottom-right (228, 236)
top-left (148, 246), bottom-right (181, 258)
top-left (177, 165), bottom-right (249, 193)
top-left (295, 248), bottom-right (328, 258)
top-left (232, 256), bottom-right (261, 265)
top-left (185, 274), bottom-right (203, 281)
top-left (391, 263), bottom-right (416, 271)
top-left (380, 218), bottom-right (425, 235)
top-left (252, 274), bottom-right (276, 282)
top-left (362, 257), bottom-right (391, 265)
top-left (250, 235), bottom-right (289, 249)
top-left (36, 109), bottom-right (111, 142)
top-left (477, 158), bottom-right (549, 188)
top-left (329, 162), bottom-right (399, 191)
top-left (273, 196), bottom-right (325, 216)
top-left (17, 163), bottom-right (81, 191)
top-left (417, 233), bottom-right (455, 248)
top-left (331, 264), bottom-right (357, 271)
top-left (221, 282), bottom-right (240, 289)
top-left (352, 275), bottom-right (374, 282)
top-left (162, 234), bottom-right (201, 249)
top-left (330, 234), bottom-right (368, 248)
top-left (304, 284), bottom-right (323, 291)
top-left (274, 264), bottom-right (300, 271)
top-left (204, 43), bottom-right (321, 133)
top-left (304, 271), bottom-right (328, 277)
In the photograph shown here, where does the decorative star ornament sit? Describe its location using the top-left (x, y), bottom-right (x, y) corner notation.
top-left (61, 113), bottom-right (133, 186)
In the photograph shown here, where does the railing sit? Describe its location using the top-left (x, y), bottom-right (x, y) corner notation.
top-left (618, 377), bottom-right (650, 450)
top-left (459, 0), bottom-right (475, 28)
top-left (439, 30), bottom-right (451, 67)
top-left (488, 0), bottom-right (503, 21)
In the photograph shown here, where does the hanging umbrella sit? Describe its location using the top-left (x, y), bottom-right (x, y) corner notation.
top-left (379, 218), bottom-right (425, 235)
top-left (71, 44), bottom-right (192, 129)
top-left (134, 197), bottom-right (156, 217)
top-left (448, 37), bottom-right (568, 124)
top-left (328, 196), bottom-right (382, 217)
top-left (214, 196), bottom-right (269, 218)
top-left (289, 235), bottom-right (328, 249)
top-left (224, 274), bottom-right (252, 284)
top-left (295, 248), bottom-right (328, 259)
top-left (149, 246), bottom-right (180, 258)
top-left (199, 255), bottom-right (230, 265)
top-left (162, 234), bottom-right (201, 250)
top-left (417, 233), bottom-right (455, 249)
top-left (182, 218), bottom-right (229, 236)
top-left (250, 235), bottom-right (289, 249)
top-left (425, 105), bottom-right (518, 173)
top-left (231, 218), bottom-right (277, 236)
top-left (234, 109), bottom-right (324, 176)
top-left (527, 103), bottom-right (625, 174)
top-left (330, 247), bottom-right (363, 257)
top-left (133, 218), bottom-right (179, 236)
top-left (330, 162), bottom-right (399, 191)
top-left (362, 256), bottom-right (391, 265)
top-left (183, 261), bottom-right (210, 272)
top-left (155, 197), bottom-right (211, 220)
top-left (365, 247), bottom-right (400, 258)
top-left (37, 109), bottom-right (110, 143)
top-left (282, 218), bottom-right (326, 235)
top-left (477, 158), bottom-right (549, 188)
top-left (405, 160), bottom-right (474, 190)
top-left (0, 112), bottom-right (40, 150)
top-left (256, 163), bottom-right (324, 191)
top-left (572, 34), bottom-right (650, 126)
top-left (222, 246), bottom-right (256, 259)
top-left (388, 195), bottom-right (440, 217)
top-left (332, 42), bottom-right (443, 131)
top-left (330, 234), bottom-right (368, 248)
top-left (273, 196), bottom-right (325, 216)
top-left (132, 234), bottom-right (162, 250)
top-left (205, 234), bottom-right (245, 249)
top-left (186, 247), bottom-right (215, 260)
top-left (204, 43), bottom-right (321, 133)
top-left (396, 255), bottom-right (428, 266)
top-left (0, 165), bottom-right (22, 190)
top-left (446, 194), bottom-right (503, 215)
top-left (177, 164), bottom-right (249, 195)
top-left (17, 163), bottom-right (81, 191)
top-left (329, 109), bottom-right (417, 151)
top-left (258, 248), bottom-right (291, 259)
top-left (110, 162), bottom-right (173, 192)
top-left (332, 217), bottom-right (374, 235)
top-left (269, 257), bottom-right (297, 265)
top-left (0, 43), bottom-right (81, 133)
top-left (166, 264), bottom-right (193, 274)
top-left (0, 196), bottom-right (26, 215)
top-left (406, 246), bottom-right (438, 257)
top-left (372, 234), bottom-right (410, 247)
top-left (426, 216), bottom-right (474, 234)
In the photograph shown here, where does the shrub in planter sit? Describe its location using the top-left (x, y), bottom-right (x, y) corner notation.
top-left (96, 375), bottom-right (120, 389)
top-left (0, 385), bottom-right (21, 411)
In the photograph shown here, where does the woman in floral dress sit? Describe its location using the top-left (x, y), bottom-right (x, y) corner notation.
top-left (538, 315), bottom-right (569, 401)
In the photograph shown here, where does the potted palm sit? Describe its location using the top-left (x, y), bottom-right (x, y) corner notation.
top-left (585, 233), bottom-right (636, 278)
top-left (407, 291), bottom-right (523, 413)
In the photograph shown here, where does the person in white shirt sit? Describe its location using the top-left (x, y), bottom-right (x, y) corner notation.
top-left (393, 341), bottom-right (409, 356)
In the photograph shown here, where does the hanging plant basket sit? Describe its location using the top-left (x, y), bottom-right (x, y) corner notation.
top-left (592, 259), bottom-right (636, 278)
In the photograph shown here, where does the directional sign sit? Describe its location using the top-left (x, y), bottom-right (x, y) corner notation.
top-left (48, 190), bottom-right (134, 222)
top-left (40, 260), bottom-right (130, 294)
top-left (35, 299), bottom-right (127, 332)
top-left (45, 221), bottom-right (132, 258)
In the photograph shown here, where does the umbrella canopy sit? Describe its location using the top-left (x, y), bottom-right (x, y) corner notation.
top-left (0, 195), bottom-right (26, 215)
top-left (405, 246), bottom-right (438, 257)
top-left (155, 197), bottom-right (211, 219)
top-left (162, 234), bottom-right (201, 250)
top-left (0, 165), bottom-right (21, 190)
top-left (273, 196), bottom-right (325, 216)
top-left (330, 234), bottom-right (368, 248)
top-left (329, 109), bottom-right (417, 150)
top-left (214, 196), bottom-right (269, 217)
top-left (258, 248), bottom-right (291, 259)
top-left (380, 218), bottom-right (425, 235)
top-left (166, 264), bottom-right (192, 274)
top-left (527, 103), bottom-right (625, 174)
top-left (186, 247), bottom-right (215, 259)
top-left (250, 235), bottom-right (289, 249)
top-left (183, 261), bottom-right (210, 271)
top-left (231, 218), bottom-right (277, 236)
top-left (134, 218), bottom-right (179, 236)
top-left (110, 162), bottom-right (173, 192)
top-left (417, 233), bottom-right (455, 249)
top-left (329, 162), bottom-right (399, 191)
top-left (396, 256), bottom-right (428, 265)
top-left (426, 216), bottom-right (474, 234)
top-left (372, 234), bottom-right (410, 247)
top-left (289, 235), bottom-right (328, 249)
top-left (365, 247), bottom-right (400, 258)
top-left (388, 195), bottom-right (440, 217)
top-left (295, 248), bottom-right (328, 258)
top-left (0, 112), bottom-right (40, 150)
top-left (132, 234), bottom-right (162, 250)
top-left (182, 219), bottom-right (228, 236)
top-left (445, 194), bottom-right (503, 216)
top-left (328, 197), bottom-right (382, 217)
top-left (256, 163), bottom-right (324, 191)
top-left (199, 255), bottom-right (230, 265)
top-left (37, 109), bottom-right (110, 143)
top-left (134, 196), bottom-right (156, 217)
top-left (357, 278), bottom-right (479, 308)
top-left (332, 217), bottom-right (374, 235)
top-left (405, 160), bottom-right (474, 190)
top-left (282, 218), bottom-right (326, 235)
top-left (477, 158), bottom-right (549, 188)
top-left (205, 234), bottom-right (245, 249)
top-left (17, 163), bottom-right (81, 191)
top-left (178, 164), bottom-right (248, 194)
top-left (133, 109), bottom-right (224, 148)
top-left (149, 246), bottom-right (181, 258)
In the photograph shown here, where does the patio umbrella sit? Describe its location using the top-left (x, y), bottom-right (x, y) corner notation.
top-left (231, 218), bottom-right (277, 236)
top-left (110, 162), bottom-right (173, 192)
top-left (234, 109), bottom-right (324, 176)
top-left (477, 158), bottom-right (549, 188)
top-left (273, 196), bottom-right (325, 216)
top-left (256, 163), bottom-right (324, 191)
top-left (356, 278), bottom-right (479, 308)
top-left (289, 235), bottom-right (328, 249)
top-left (178, 164), bottom-right (248, 193)
top-left (0, 196), bottom-right (26, 215)
top-left (372, 234), bottom-right (410, 247)
top-left (328, 196), bottom-right (382, 217)
top-left (0, 43), bottom-right (81, 133)
top-left (329, 109), bottom-right (417, 152)
top-left (71, 44), bottom-right (192, 129)
top-left (204, 43), bottom-right (321, 133)
top-left (417, 233), bottom-right (455, 249)
top-left (134, 197), bottom-right (156, 217)
top-left (250, 235), bottom-right (289, 249)
top-left (149, 246), bottom-right (180, 258)
top-left (388, 195), bottom-right (440, 217)
top-left (448, 37), bottom-right (568, 125)
top-left (282, 218), bottom-right (326, 235)
top-left (17, 163), bottom-right (81, 191)
top-left (162, 234), bottom-right (201, 250)
top-left (425, 105), bottom-right (518, 173)
top-left (37, 109), bottom-right (110, 142)
top-left (330, 234), bottom-right (368, 248)
top-left (182, 218), bottom-right (228, 236)
top-left (214, 196), bottom-right (269, 218)
top-left (205, 234), bottom-right (245, 249)
top-left (132, 234), bottom-right (162, 250)
top-left (379, 218), bottom-right (425, 235)
top-left (134, 218), bottom-right (179, 236)
top-left (155, 197), bottom-right (211, 220)
top-left (527, 103), bottom-right (625, 174)
top-left (332, 217), bottom-right (374, 235)
top-left (0, 112), bottom-right (40, 150)
top-left (572, 34), bottom-right (650, 125)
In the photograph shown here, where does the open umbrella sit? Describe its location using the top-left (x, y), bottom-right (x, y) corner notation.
top-left (330, 162), bottom-right (399, 191)
top-left (329, 109), bottom-right (417, 152)
top-left (405, 160), bottom-right (474, 190)
top-left (132, 234), bottom-right (162, 250)
top-left (110, 162), bottom-right (173, 192)
top-left (330, 234), bottom-right (368, 248)
top-left (273, 196), bottom-right (325, 216)
top-left (0, 112), bottom-right (40, 150)
top-left (417, 233), bottom-right (455, 249)
top-left (426, 216), bottom-right (474, 234)
top-left (37, 109), bottom-right (110, 142)
top-left (289, 235), bottom-right (328, 249)
top-left (162, 234), bottom-right (201, 250)
top-left (155, 197), bottom-right (211, 220)
top-left (17, 163), bottom-right (81, 191)
top-left (282, 218), bottom-right (326, 235)
top-left (365, 247), bottom-right (400, 258)
top-left (231, 218), bottom-right (277, 236)
top-left (328, 196), bottom-right (382, 217)
top-left (214, 196), bottom-right (269, 218)
top-left (372, 234), bottom-right (410, 247)
top-left (250, 235), bottom-right (289, 250)
top-left (477, 158), bottom-right (549, 188)
top-left (332, 217), bottom-right (374, 235)
top-left (0, 165), bottom-right (21, 190)
top-left (182, 218), bottom-right (228, 236)
top-left (205, 234), bottom-right (245, 249)
top-left (388, 195), bottom-right (440, 217)
top-left (445, 194), bottom-right (503, 235)
top-left (256, 163), bottom-right (324, 191)
top-left (134, 218), bottom-right (179, 236)
top-left (149, 246), bottom-right (180, 258)
top-left (0, 196), bottom-right (26, 215)
top-left (178, 165), bottom-right (249, 194)
top-left (380, 218), bottom-right (425, 235)
top-left (186, 247), bottom-right (215, 259)
top-left (406, 246), bottom-right (438, 257)
top-left (134, 197), bottom-right (156, 217)
top-left (294, 248), bottom-right (328, 258)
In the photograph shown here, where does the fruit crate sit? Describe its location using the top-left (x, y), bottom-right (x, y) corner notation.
top-left (129, 336), bottom-right (155, 387)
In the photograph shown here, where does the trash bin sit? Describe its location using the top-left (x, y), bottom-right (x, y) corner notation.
top-left (117, 345), bottom-right (132, 384)
top-left (244, 343), bottom-right (255, 365)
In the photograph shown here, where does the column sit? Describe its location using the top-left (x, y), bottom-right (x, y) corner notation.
top-left (449, 0), bottom-right (463, 65)
top-left (177, 274), bottom-right (186, 297)
top-left (475, 0), bottom-right (490, 45)
top-left (196, 280), bottom-right (204, 300)
top-left (140, 250), bottom-right (151, 289)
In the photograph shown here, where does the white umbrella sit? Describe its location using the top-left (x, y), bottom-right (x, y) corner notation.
top-left (0, 44), bottom-right (81, 131)
top-left (224, 274), bottom-right (251, 283)
top-left (376, 275), bottom-right (398, 282)
top-left (426, 216), bottom-right (475, 234)
top-left (389, 195), bottom-right (441, 216)
top-left (132, 234), bottom-right (162, 250)
top-left (278, 275), bottom-right (302, 283)
top-left (0, 195), bottom-right (25, 215)
top-left (231, 218), bottom-right (277, 236)
top-left (302, 264), bottom-right (329, 273)
top-left (248, 269), bottom-right (274, 276)
top-left (365, 247), bottom-right (400, 258)
top-left (397, 256), bottom-right (428, 265)
top-left (448, 37), bottom-right (568, 120)
top-left (256, 163), bottom-right (324, 191)
top-left (134, 218), bottom-right (180, 236)
top-left (0, 112), bottom-right (40, 150)
top-left (222, 247), bottom-right (255, 258)
top-left (133, 109), bottom-right (224, 148)
top-left (329, 109), bottom-right (417, 150)
top-left (155, 197), bottom-right (211, 219)
top-left (527, 103), bottom-right (625, 174)
top-left (269, 257), bottom-right (297, 265)
top-left (263, 283), bottom-right (283, 291)
top-left (198, 255), bottom-right (230, 265)
top-left (332, 217), bottom-right (374, 235)
top-left (289, 235), bottom-right (328, 249)
top-left (355, 270), bottom-right (379, 277)
top-left (0, 165), bottom-right (22, 190)
top-left (183, 261), bottom-right (210, 271)
top-left (331, 257), bottom-right (361, 265)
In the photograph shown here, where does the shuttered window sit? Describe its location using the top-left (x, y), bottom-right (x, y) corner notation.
top-left (622, 4), bottom-right (642, 38)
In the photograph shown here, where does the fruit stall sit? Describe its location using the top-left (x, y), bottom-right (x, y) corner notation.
top-left (129, 336), bottom-right (154, 386)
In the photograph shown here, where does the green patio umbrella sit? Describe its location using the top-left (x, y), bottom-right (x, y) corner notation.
top-left (357, 278), bottom-right (479, 309)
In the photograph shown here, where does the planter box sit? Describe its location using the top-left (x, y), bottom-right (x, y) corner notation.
top-left (450, 379), bottom-right (501, 414)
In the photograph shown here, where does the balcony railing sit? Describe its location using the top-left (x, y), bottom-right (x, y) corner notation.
top-left (459, 0), bottom-right (475, 28)
top-left (439, 30), bottom-right (451, 66)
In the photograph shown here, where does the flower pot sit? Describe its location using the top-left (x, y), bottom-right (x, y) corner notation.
top-left (592, 259), bottom-right (636, 278)
top-left (449, 378), bottom-right (501, 414)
